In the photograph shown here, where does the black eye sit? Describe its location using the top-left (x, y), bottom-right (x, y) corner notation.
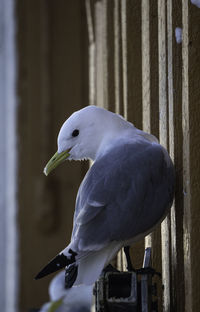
top-left (72, 129), bottom-right (79, 137)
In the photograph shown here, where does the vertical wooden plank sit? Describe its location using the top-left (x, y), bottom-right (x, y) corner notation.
top-left (116, 0), bottom-right (128, 271)
top-left (94, 1), bottom-right (104, 108)
top-left (167, 1), bottom-right (185, 311)
top-left (126, 0), bottom-right (144, 270)
top-left (143, 5), bottom-right (162, 310)
top-left (102, 0), bottom-right (109, 109)
top-left (141, 0), bottom-right (152, 253)
top-left (158, 0), bottom-right (171, 311)
top-left (171, 0), bottom-right (185, 310)
top-left (101, 0), bottom-right (114, 111)
top-left (167, 2), bottom-right (177, 310)
top-left (149, 2), bottom-right (162, 282)
top-left (124, 0), bottom-right (143, 129)
top-left (95, 0), bottom-right (115, 111)
top-left (142, 0), bottom-right (150, 135)
top-left (116, 0), bottom-right (144, 271)
top-left (121, 0), bottom-right (128, 119)
top-left (149, 0), bottom-right (159, 139)
top-left (121, 1), bottom-right (128, 119)
top-left (114, 0), bottom-right (123, 115)
top-left (187, 2), bottom-right (200, 310)
top-left (167, 0), bottom-right (174, 160)
top-left (142, 0), bottom-right (161, 270)
top-left (158, 1), bottom-right (168, 145)
top-left (182, 2), bottom-right (192, 311)
top-left (119, 0), bottom-right (144, 272)
top-left (85, 0), bottom-right (96, 106)
top-left (182, 1), bottom-right (200, 311)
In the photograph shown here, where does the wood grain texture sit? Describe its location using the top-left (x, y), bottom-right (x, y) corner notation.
top-left (158, 1), bottom-right (171, 311)
top-left (87, 1), bottom-right (200, 311)
top-left (182, 1), bottom-right (200, 311)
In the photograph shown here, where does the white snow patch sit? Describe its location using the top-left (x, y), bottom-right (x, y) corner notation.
top-left (191, 0), bottom-right (200, 8)
top-left (175, 27), bottom-right (182, 44)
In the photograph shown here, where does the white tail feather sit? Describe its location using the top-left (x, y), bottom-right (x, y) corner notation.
top-left (74, 241), bottom-right (121, 285)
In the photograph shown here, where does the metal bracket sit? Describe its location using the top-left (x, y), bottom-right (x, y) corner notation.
top-left (94, 247), bottom-right (159, 312)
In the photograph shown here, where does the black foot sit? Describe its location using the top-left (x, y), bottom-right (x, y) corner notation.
top-left (136, 267), bottom-right (161, 278)
top-left (65, 263), bottom-right (78, 288)
top-left (124, 246), bottom-right (135, 271)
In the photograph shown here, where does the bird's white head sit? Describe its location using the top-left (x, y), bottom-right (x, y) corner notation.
top-left (43, 105), bottom-right (132, 175)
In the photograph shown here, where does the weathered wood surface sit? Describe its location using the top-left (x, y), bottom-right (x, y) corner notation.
top-left (87, 0), bottom-right (200, 311)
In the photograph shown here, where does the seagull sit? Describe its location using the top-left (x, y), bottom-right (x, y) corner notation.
top-left (35, 105), bottom-right (175, 287)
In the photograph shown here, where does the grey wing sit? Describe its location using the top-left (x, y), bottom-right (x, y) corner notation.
top-left (71, 140), bottom-right (175, 252)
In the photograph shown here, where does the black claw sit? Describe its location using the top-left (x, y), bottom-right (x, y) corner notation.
top-left (35, 253), bottom-right (69, 280)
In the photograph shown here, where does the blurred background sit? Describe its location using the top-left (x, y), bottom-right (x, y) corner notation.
top-left (1, 0), bottom-right (88, 311)
top-left (16, 1), bottom-right (89, 310)
top-left (1, 0), bottom-right (200, 311)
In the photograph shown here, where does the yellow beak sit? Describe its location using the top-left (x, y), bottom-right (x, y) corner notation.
top-left (43, 150), bottom-right (70, 176)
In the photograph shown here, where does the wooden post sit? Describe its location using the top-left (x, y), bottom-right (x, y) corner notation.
top-left (158, 1), bottom-right (171, 311)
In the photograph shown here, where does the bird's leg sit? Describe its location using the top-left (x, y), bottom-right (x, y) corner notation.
top-left (123, 247), bottom-right (161, 277)
top-left (124, 246), bottom-right (135, 271)
top-left (68, 248), bottom-right (77, 262)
